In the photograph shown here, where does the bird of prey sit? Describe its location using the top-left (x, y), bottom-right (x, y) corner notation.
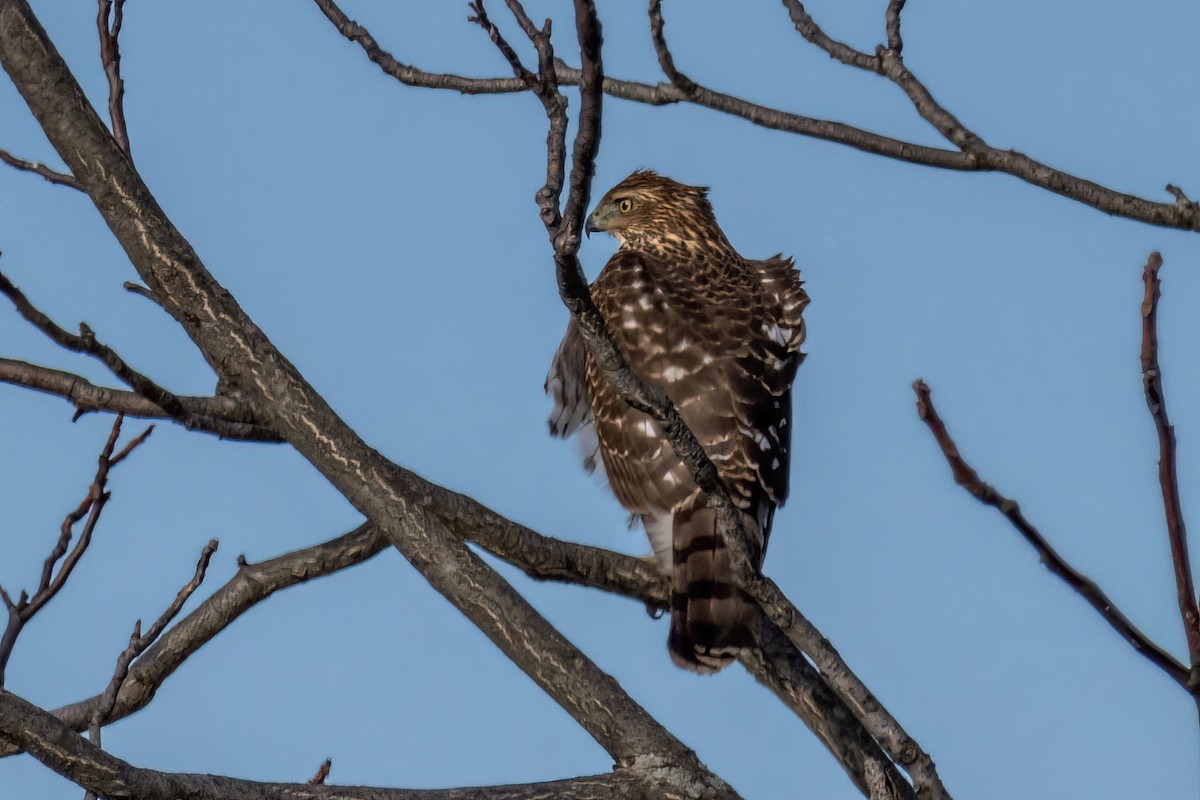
top-left (546, 170), bottom-right (808, 673)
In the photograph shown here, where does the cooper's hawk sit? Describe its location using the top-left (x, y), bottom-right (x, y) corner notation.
top-left (546, 171), bottom-right (808, 672)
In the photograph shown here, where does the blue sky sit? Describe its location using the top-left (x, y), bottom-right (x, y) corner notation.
top-left (2, 1), bottom-right (1199, 797)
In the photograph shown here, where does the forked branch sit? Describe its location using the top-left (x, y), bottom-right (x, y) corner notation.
top-left (0, 414), bottom-right (152, 686)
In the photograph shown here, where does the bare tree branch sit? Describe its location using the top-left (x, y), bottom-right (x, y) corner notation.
top-left (0, 147), bottom-right (82, 188)
top-left (0, 5), bottom-right (741, 796)
top-left (0, 414), bottom-right (151, 686)
top-left (310, 0), bottom-right (1200, 233)
top-left (0, 268), bottom-right (278, 440)
top-left (477, 3), bottom-right (942, 797)
top-left (0, 357), bottom-right (280, 440)
top-left (0, 691), bottom-right (651, 800)
top-left (913, 379), bottom-right (1193, 692)
top-left (1139, 252), bottom-right (1200, 685)
top-left (97, 0), bottom-right (130, 157)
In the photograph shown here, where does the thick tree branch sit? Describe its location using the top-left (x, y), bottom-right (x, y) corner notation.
top-left (0, 146), bottom-right (82, 188)
top-left (0, 357), bottom-right (280, 440)
top-left (1139, 253), bottom-right (1200, 683)
top-left (0, 691), bottom-right (650, 800)
top-left (0, 5), bottom-right (738, 796)
top-left (914, 379), bottom-right (1193, 692)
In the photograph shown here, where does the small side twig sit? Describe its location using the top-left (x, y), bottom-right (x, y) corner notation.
top-left (913, 379), bottom-right (1192, 692)
top-left (0, 148), bottom-right (83, 190)
top-left (97, 0), bottom-right (131, 158)
top-left (0, 415), bottom-right (153, 686)
top-left (1139, 252), bottom-right (1200, 687)
top-left (648, 0), bottom-right (701, 99)
top-left (309, 758), bottom-right (332, 785)
top-left (87, 538), bottom-right (217, 761)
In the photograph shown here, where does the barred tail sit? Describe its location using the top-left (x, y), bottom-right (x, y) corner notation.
top-left (667, 505), bottom-right (761, 673)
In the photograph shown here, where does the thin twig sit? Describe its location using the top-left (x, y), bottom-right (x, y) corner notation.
top-left (0, 415), bottom-right (153, 686)
top-left (913, 379), bottom-right (1192, 692)
top-left (87, 538), bottom-right (217, 764)
top-left (97, 0), bottom-right (130, 157)
top-left (0, 148), bottom-right (83, 190)
top-left (648, 0), bottom-right (700, 99)
top-left (1139, 253), bottom-right (1200, 686)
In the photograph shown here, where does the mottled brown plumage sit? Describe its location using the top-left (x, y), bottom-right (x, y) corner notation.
top-left (547, 170), bottom-right (808, 672)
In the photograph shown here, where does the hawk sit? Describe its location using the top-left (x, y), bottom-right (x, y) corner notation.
top-left (546, 170), bottom-right (808, 672)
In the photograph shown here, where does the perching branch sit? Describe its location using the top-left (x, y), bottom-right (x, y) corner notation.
top-left (1139, 253), bottom-right (1200, 685)
top-left (0, 147), bottom-right (82, 189)
top-left (0, 414), bottom-right (152, 686)
top-left (474, 3), bottom-right (937, 798)
top-left (914, 378), bottom-right (1193, 693)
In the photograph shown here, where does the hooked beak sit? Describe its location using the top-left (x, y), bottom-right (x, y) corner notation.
top-left (585, 219), bottom-right (601, 238)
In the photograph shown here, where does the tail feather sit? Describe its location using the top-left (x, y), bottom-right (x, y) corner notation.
top-left (668, 505), bottom-right (761, 673)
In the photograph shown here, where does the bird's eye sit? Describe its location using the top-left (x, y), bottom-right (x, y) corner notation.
top-left (617, 198), bottom-right (634, 214)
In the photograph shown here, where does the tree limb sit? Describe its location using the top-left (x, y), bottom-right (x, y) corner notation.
top-left (0, 357), bottom-right (280, 440)
top-left (1139, 252), bottom-right (1200, 688)
top-left (0, 269), bottom-right (278, 440)
top-left (0, 3), bottom-right (738, 795)
top-left (0, 691), bottom-right (651, 800)
top-left (309, 0), bottom-right (1199, 233)
top-left (913, 379), bottom-right (1193, 692)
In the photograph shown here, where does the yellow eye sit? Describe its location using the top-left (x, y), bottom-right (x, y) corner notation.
top-left (617, 198), bottom-right (634, 214)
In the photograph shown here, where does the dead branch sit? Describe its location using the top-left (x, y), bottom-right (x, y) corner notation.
top-left (0, 414), bottom-right (152, 686)
top-left (913, 379), bottom-right (1192, 692)
top-left (1139, 253), bottom-right (1200, 684)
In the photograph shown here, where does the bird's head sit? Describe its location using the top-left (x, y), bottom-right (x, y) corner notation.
top-left (586, 170), bottom-right (716, 249)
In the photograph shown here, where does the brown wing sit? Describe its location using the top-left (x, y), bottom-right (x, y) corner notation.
top-left (586, 249), bottom-right (806, 542)
top-left (546, 318), bottom-right (602, 475)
